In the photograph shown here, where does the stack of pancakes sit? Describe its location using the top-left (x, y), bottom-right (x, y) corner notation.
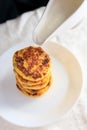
top-left (13, 46), bottom-right (52, 97)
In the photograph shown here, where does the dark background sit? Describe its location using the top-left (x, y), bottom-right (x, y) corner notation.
top-left (0, 0), bottom-right (49, 23)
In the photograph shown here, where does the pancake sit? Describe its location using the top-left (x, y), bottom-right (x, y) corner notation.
top-left (16, 74), bottom-right (51, 90)
top-left (13, 46), bottom-right (51, 81)
top-left (13, 45), bottom-right (52, 97)
top-left (15, 71), bottom-right (51, 88)
top-left (15, 71), bottom-right (51, 87)
top-left (16, 75), bottom-right (52, 97)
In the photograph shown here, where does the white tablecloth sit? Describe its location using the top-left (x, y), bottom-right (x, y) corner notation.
top-left (0, 7), bottom-right (87, 130)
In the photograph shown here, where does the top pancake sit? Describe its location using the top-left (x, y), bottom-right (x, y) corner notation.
top-left (13, 46), bottom-right (51, 81)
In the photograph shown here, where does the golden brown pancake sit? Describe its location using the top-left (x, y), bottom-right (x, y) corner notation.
top-left (13, 46), bottom-right (51, 81)
top-left (15, 71), bottom-right (51, 87)
top-left (15, 71), bottom-right (51, 89)
top-left (16, 74), bottom-right (51, 90)
top-left (13, 45), bottom-right (52, 97)
top-left (16, 75), bottom-right (52, 97)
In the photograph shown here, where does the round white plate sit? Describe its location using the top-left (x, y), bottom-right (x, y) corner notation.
top-left (0, 41), bottom-right (82, 127)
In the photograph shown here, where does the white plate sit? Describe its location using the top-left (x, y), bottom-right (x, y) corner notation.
top-left (0, 41), bottom-right (82, 127)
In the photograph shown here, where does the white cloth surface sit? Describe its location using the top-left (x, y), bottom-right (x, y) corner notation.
top-left (0, 7), bottom-right (87, 130)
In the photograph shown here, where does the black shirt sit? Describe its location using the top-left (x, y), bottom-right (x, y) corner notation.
top-left (0, 0), bottom-right (49, 23)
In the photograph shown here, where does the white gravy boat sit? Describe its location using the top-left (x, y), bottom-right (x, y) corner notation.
top-left (33, 0), bottom-right (87, 44)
